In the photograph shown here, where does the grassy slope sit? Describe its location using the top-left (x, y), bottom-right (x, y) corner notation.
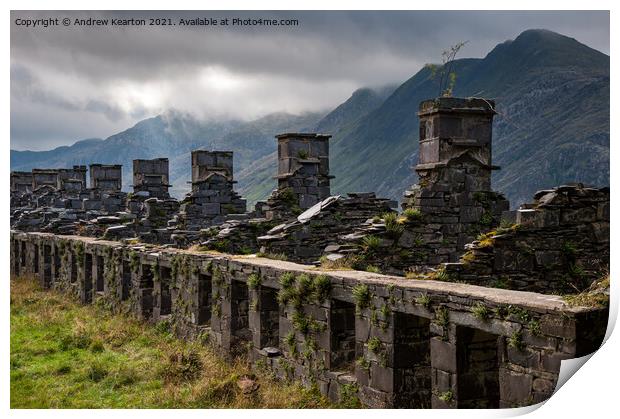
top-left (10, 277), bottom-right (332, 409)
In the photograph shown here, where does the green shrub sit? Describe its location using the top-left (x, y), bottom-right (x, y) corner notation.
top-left (277, 287), bottom-right (295, 306)
top-left (292, 311), bottom-right (310, 335)
top-left (507, 330), bottom-right (525, 351)
top-left (403, 208), bottom-right (423, 222)
top-left (160, 350), bottom-right (203, 383)
top-left (86, 362), bottom-right (108, 382)
top-left (279, 272), bottom-right (296, 289)
top-left (471, 303), bottom-right (490, 321)
top-left (528, 319), bottom-right (542, 336)
top-left (352, 284), bottom-right (371, 311)
top-left (367, 337), bottom-right (381, 353)
top-left (55, 364), bottom-right (72, 375)
top-left (361, 235), bottom-right (382, 254)
top-left (296, 274), bottom-right (313, 296)
top-left (338, 384), bottom-right (361, 408)
top-left (112, 367), bottom-right (138, 388)
top-left (209, 240), bottom-right (230, 253)
top-left (383, 212), bottom-right (404, 238)
top-left (438, 390), bottom-right (453, 403)
top-left (311, 275), bottom-right (332, 304)
top-left (435, 306), bottom-right (449, 329)
top-left (480, 211), bottom-right (493, 225)
top-left (415, 294), bottom-right (431, 308)
top-left (284, 331), bottom-right (296, 349)
top-left (89, 338), bottom-right (105, 353)
top-left (279, 188), bottom-right (297, 206)
top-left (356, 357), bottom-right (370, 371)
top-left (247, 273), bottom-right (261, 290)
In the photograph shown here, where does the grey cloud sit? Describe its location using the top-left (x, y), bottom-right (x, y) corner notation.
top-left (10, 10), bottom-right (609, 150)
top-left (11, 63), bottom-right (142, 124)
top-left (11, 98), bottom-right (143, 151)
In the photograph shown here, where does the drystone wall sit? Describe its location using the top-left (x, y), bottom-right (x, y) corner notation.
top-left (442, 185), bottom-right (610, 294)
top-left (12, 231), bottom-right (607, 409)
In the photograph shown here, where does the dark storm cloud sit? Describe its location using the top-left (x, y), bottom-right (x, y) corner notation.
top-left (10, 10), bottom-right (609, 151)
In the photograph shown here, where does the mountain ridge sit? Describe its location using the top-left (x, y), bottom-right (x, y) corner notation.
top-left (11, 29), bottom-right (609, 208)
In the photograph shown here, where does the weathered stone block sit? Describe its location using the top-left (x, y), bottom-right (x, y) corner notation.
top-left (430, 337), bottom-right (457, 374)
top-left (499, 368), bottom-right (533, 403)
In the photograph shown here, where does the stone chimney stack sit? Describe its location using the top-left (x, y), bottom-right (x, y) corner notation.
top-left (176, 150), bottom-right (246, 230)
top-left (273, 133), bottom-right (332, 209)
top-left (191, 150), bottom-right (234, 188)
top-left (403, 97), bottom-right (509, 262)
top-left (416, 97), bottom-right (496, 189)
top-left (32, 169), bottom-right (60, 190)
top-left (56, 166), bottom-right (87, 191)
top-left (132, 158), bottom-right (170, 199)
top-left (10, 171), bottom-right (33, 193)
top-left (89, 164), bottom-right (122, 192)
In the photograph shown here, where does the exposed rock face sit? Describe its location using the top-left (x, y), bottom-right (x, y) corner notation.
top-left (442, 184), bottom-right (609, 293)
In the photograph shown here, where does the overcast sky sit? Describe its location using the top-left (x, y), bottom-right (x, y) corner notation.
top-left (10, 10), bottom-right (609, 151)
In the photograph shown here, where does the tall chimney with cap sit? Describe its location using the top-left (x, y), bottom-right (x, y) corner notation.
top-left (403, 97), bottom-right (509, 262)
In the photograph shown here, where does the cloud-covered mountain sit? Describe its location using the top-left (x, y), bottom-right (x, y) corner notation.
top-left (11, 29), bottom-right (609, 209)
top-left (325, 29), bottom-right (609, 206)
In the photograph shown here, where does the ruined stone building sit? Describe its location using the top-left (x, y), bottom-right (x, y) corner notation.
top-left (176, 150), bottom-right (247, 230)
top-left (264, 133), bottom-right (333, 220)
top-left (31, 168), bottom-right (60, 190)
top-left (132, 158), bottom-right (171, 199)
top-left (320, 98), bottom-right (509, 275)
top-left (57, 165), bottom-right (87, 192)
top-left (403, 98), bottom-right (509, 256)
top-left (10, 171), bottom-right (33, 194)
top-left (90, 164), bottom-right (122, 191)
top-left (10, 96), bottom-right (609, 409)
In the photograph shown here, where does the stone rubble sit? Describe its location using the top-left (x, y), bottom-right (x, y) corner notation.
top-left (258, 193), bottom-right (396, 263)
top-left (442, 183), bottom-right (609, 293)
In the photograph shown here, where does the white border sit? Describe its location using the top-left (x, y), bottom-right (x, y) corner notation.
top-left (3, 2), bottom-right (616, 418)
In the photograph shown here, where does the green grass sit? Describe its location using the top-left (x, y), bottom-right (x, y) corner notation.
top-left (10, 276), bottom-right (329, 408)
